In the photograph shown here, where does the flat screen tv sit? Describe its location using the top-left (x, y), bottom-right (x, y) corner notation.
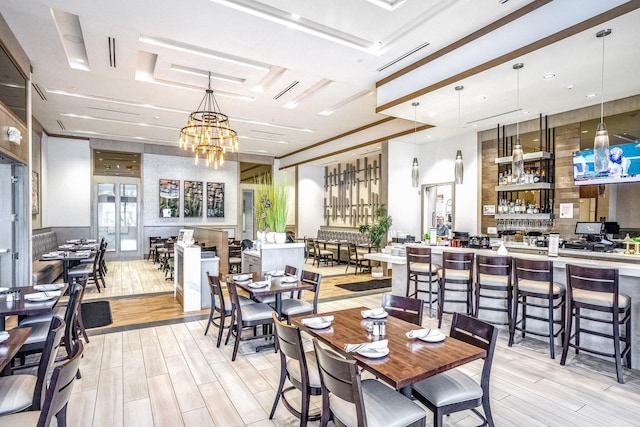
top-left (573, 140), bottom-right (640, 185)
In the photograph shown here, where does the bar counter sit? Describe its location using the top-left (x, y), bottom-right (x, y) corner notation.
top-left (366, 245), bottom-right (640, 366)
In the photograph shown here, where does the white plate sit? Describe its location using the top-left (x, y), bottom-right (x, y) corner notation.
top-left (0, 287), bottom-right (8, 293)
top-left (248, 281), bottom-right (270, 289)
top-left (235, 274), bottom-right (252, 282)
top-left (281, 276), bottom-right (298, 283)
top-left (34, 284), bottom-right (64, 291)
top-left (267, 270), bottom-right (285, 277)
top-left (357, 347), bottom-right (389, 358)
top-left (0, 332), bottom-right (9, 344)
top-left (306, 321), bottom-right (331, 329)
top-left (24, 293), bottom-right (55, 302)
top-left (365, 311), bottom-right (388, 319)
top-left (417, 331), bottom-right (446, 343)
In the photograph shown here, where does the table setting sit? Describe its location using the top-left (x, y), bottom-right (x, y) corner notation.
top-left (361, 307), bottom-right (388, 319)
top-left (345, 339), bottom-right (389, 358)
top-left (301, 315), bottom-right (334, 329)
top-left (406, 328), bottom-right (446, 343)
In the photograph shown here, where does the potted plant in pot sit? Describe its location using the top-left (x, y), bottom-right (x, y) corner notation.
top-left (358, 205), bottom-right (392, 277)
top-left (255, 175), bottom-right (289, 244)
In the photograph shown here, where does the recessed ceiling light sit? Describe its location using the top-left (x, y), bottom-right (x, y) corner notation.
top-left (581, 130), bottom-right (588, 134)
top-left (521, 111), bottom-right (529, 115)
top-left (533, 138), bottom-right (539, 142)
top-left (542, 73), bottom-right (556, 80)
top-left (586, 93), bottom-right (597, 98)
top-left (472, 124), bottom-right (479, 127)
top-left (478, 96), bottom-right (486, 101)
top-left (566, 85), bottom-right (574, 90)
top-left (75, 58), bottom-right (85, 63)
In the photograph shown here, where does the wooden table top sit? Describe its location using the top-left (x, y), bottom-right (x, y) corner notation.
top-left (233, 274), bottom-right (313, 297)
top-left (0, 285), bottom-right (69, 318)
top-left (292, 306), bottom-right (486, 391)
top-left (0, 327), bottom-right (31, 372)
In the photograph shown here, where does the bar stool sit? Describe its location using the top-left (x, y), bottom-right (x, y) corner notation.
top-left (437, 251), bottom-right (474, 328)
top-left (561, 264), bottom-right (631, 383)
top-left (509, 259), bottom-right (565, 359)
top-left (405, 246), bottom-right (440, 317)
top-left (474, 254), bottom-right (512, 327)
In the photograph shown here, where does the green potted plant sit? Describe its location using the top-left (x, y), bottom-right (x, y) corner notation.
top-left (358, 205), bottom-right (392, 249)
top-left (255, 175), bottom-right (288, 244)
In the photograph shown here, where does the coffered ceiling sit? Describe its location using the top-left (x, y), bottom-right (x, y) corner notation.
top-left (1, 0), bottom-right (639, 166)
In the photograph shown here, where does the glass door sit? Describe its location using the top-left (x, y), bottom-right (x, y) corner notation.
top-left (422, 182), bottom-right (455, 238)
top-left (95, 177), bottom-right (141, 260)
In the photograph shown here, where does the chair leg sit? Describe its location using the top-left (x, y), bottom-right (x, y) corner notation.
top-left (269, 360), bottom-right (286, 419)
top-left (548, 295), bottom-right (556, 359)
top-left (437, 279), bottom-right (444, 329)
top-left (509, 294), bottom-right (519, 347)
top-left (434, 407), bottom-right (444, 427)
top-left (560, 305), bottom-right (573, 366)
top-left (231, 324), bottom-right (241, 361)
top-left (77, 310), bottom-right (90, 343)
top-left (482, 388), bottom-right (495, 427)
top-left (613, 311), bottom-right (625, 384)
top-left (204, 308), bottom-right (215, 336)
top-left (216, 312), bottom-right (226, 348)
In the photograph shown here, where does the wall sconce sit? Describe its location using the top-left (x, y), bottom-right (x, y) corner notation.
top-left (6, 126), bottom-right (22, 145)
top-left (412, 157), bottom-right (419, 189)
top-left (455, 150), bottom-right (464, 184)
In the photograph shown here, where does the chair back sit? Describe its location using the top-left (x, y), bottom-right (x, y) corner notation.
top-left (449, 313), bottom-right (498, 396)
top-left (38, 341), bottom-right (84, 427)
top-left (273, 314), bottom-right (311, 386)
top-left (284, 264), bottom-right (298, 278)
top-left (207, 272), bottom-right (226, 314)
top-left (347, 242), bottom-right (358, 260)
top-left (406, 246), bottom-right (432, 270)
top-left (63, 282), bottom-right (84, 352)
top-left (299, 270), bottom-right (322, 311)
top-left (33, 316), bottom-right (65, 410)
top-left (566, 264), bottom-right (619, 309)
top-left (476, 254), bottom-right (511, 277)
top-left (381, 293), bottom-right (423, 326)
top-left (513, 258), bottom-right (554, 296)
top-left (313, 339), bottom-right (367, 427)
top-left (225, 278), bottom-right (243, 324)
top-left (442, 251), bottom-right (474, 283)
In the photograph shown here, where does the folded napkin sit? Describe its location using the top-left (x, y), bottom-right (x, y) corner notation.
top-left (0, 331), bottom-right (9, 344)
top-left (301, 315), bottom-right (334, 326)
top-left (405, 329), bottom-right (445, 340)
top-left (361, 307), bottom-right (386, 318)
top-left (25, 290), bottom-right (61, 299)
top-left (344, 339), bottom-right (388, 353)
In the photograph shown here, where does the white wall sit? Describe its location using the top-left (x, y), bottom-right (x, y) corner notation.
top-left (419, 132), bottom-right (479, 234)
top-left (297, 164), bottom-right (324, 238)
top-left (143, 153), bottom-right (238, 227)
top-left (387, 139), bottom-right (422, 239)
top-left (42, 135), bottom-right (91, 227)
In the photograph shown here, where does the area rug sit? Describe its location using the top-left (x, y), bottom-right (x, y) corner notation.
top-left (80, 301), bottom-right (113, 329)
top-left (336, 279), bottom-right (391, 292)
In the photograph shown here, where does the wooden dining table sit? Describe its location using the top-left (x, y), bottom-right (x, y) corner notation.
top-left (0, 285), bottom-right (68, 330)
top-left (233, 272), bottom-right (314, 318)
top-left (39, 251), bottom-right (94, 283)
top-left (292, 306), bottom-right (486, 396)
top-left (0, 327), bottom-right (31, 375)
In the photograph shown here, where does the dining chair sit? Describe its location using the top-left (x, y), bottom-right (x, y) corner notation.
top-left (270, 314), bottom-right (322, 426)
top-left (204, 273), bottom-right (253, 347)
top-left (0, 316), bottom-right (64, 415)
top-left (67, 246), bottom-right (103, 292)
top-left (312, 339), bottom-right (427, 427)
top-left (226, 278), bottom-right (276, 361)
top-left (313, 239), bottom-right (334, 267)
top-left (474, 254), bottom-right (512, 326)
top-left (381, 293), bottom-right (423, 326)
top-left (437, 251), bottom-right (474, 328)
top-left (345, 243), bottom-right (369, 274)
top-left (560, 264), bottom-right (631, 383)
top-left (148, 236), bottom-right (162, 261)
top-left (279, 270), bottom-right (322, 323)
top-left (228, 244), bottom-right (242, 274)
top-left (411, 313), bottom-right (498, 427)
top-left (0, 341), bottom-right (84, 427)
top-left (509, 258), bottom-right (566, 359)
top-left (405, 246), bottom-right (440, 317)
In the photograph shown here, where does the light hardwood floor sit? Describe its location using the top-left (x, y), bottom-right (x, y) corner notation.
top-left (65, 259), bottom-right (640, 427)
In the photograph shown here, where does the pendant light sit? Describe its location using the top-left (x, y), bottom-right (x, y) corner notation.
top-left (411, 102), bottom-right (420, 190)
top-left (454, 86), bottom-right (464, 184)
top-left (594, 29), bottom-right (612, 173)
top-left (511, 63), bottom-right (524, 183)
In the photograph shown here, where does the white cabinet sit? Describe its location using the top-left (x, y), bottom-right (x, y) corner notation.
top-left (174, 243), bottom-right (219, 312)
top-left (241, 243), bottom-right (305, 274)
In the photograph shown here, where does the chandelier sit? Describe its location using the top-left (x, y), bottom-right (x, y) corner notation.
top-left (179, 72), bottom-right (238, 168)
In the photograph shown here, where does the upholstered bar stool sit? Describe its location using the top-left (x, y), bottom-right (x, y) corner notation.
top-left (437, 251), bottom-right (474, 328)
top-left (474, 255), bottom-right (512, 327)
top-left (405, 246), bottom-right (440, 317)
top-left (561, 264), bottom-right (631, 384)
top-left (509, 259), bottom-right (565, 359)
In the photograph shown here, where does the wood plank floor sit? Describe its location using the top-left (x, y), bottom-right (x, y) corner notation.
top-left (62, 259), bottom-right (640, 426)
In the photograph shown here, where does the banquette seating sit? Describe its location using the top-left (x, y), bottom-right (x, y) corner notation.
top-left (31, 232), bottom-right (63, 285)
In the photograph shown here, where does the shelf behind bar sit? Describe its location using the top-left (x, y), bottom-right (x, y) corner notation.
top-left (495, 151), bottom-right (553, 164)
top-left (495, 183), bottom-right (554, 191)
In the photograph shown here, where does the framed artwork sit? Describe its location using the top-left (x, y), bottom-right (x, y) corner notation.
top-left (207, 182), bottom-right (225, 217)
top-left (159, 179), bottom-right (179, 217)
top-left (32, 171), bottom-right (39, 215)
top-left (184, 181), bottom-right (203, 217)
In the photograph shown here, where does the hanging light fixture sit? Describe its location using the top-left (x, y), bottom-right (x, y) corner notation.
top-left (594, 29), bottom-right (612, 173)
top-left (179, 72), bottom-right (239, 168)
top-left (511, 63), bottom-right (524, 183)
top-left (454, 85), bottom-right (464, 184)
top-left (411, 102), bottom-right (420, 190)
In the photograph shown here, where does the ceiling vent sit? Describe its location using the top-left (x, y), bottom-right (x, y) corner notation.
top-left (57, 120), bottom-right (65, 130)
top-left (467, 108), bottom-right (522, 125)
top-left (32, 83), bottom-right (47, 101)
top-left (108, 37), bottom-right (116, 68)
top-left (273, 81), bottom-right (299, 100)
top-left (376, 42), bottom-right (430, 72)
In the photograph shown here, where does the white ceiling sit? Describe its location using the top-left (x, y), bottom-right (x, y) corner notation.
top-left (1, 0), bottom-right (639, 165)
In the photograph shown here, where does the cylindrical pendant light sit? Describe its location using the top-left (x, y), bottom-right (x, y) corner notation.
top-left (454, 85), bottom-right (464, 184)
top-left (411, 102), bottom-right (420, 189)
top-left (594, 29), bottom-right (612, 173)
top-left (511, 63), bottom-right (524, 183)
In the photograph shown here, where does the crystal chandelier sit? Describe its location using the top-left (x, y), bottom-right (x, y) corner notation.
top-left (179, 72), bottom-right (238, 168)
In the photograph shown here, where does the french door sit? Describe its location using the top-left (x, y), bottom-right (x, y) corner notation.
top-left (95, 177), bottom-right (142, 260)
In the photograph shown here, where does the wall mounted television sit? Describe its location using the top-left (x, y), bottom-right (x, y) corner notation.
top-left (573, 140), bottom-right (640, 185)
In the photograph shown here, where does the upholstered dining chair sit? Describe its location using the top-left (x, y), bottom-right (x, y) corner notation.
top-left (313, 239), bottom-right (334, 267)
top-left (0, 316), bottom-right (64, 415)
top-left (411, 313), bottom-right (498, 427)
top-left (345, 243), bottom-right (370, 274)
top-left (313, 339), bottom-right (427, 427)
top-left (381, 293), bottom-right (423, 326)
top-left (204, 273), bottom-right (253, 347)
top-left (279, 270), bottom-right (322, 323)
top-left (226, 278), bottom-right (276, 361)
top-left (0, 341), bottom-right (84, 427)
top-left (270, 314), bottom-right (322, 426)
